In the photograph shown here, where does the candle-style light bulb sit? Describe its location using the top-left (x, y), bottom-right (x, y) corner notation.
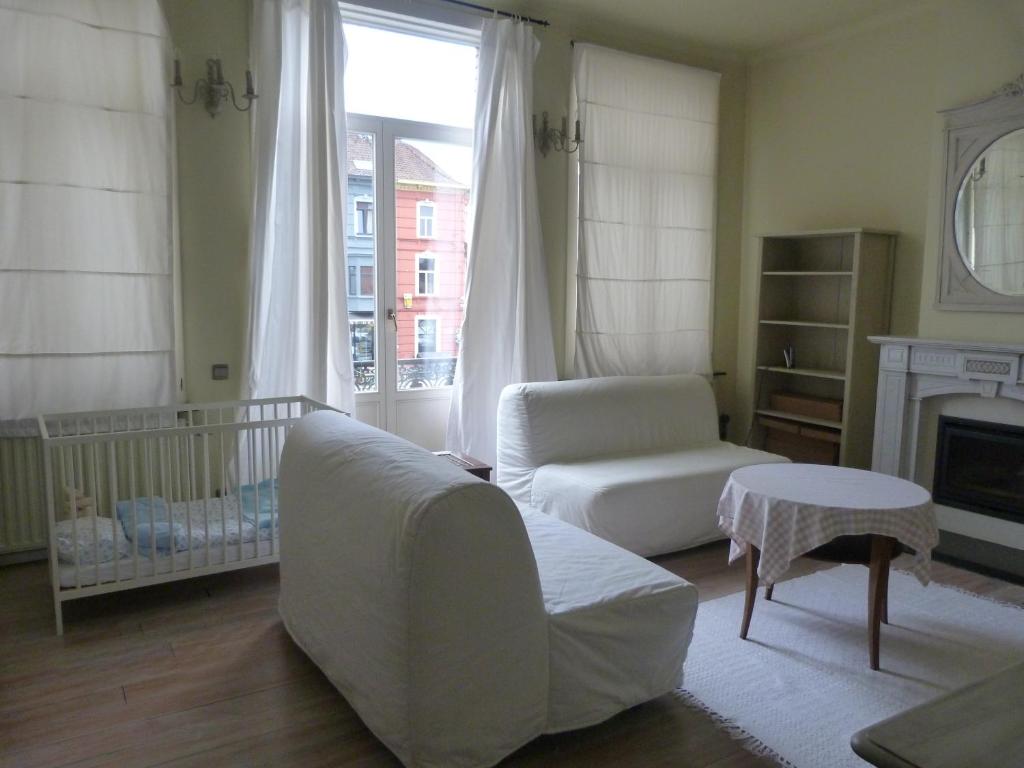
top-left (574, 119), bottom-right (581, 143)
top-left (214, 59), bottom-right (224, 84)
top-left (245, 69), bottom-right (254, 96)
top-left (172, 58), bottom-right (182, 87)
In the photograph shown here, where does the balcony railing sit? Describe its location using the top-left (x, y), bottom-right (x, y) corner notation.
top-left (354, 357), bottom-right (457, 392)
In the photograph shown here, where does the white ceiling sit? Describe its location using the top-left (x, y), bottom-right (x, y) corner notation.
top-left (524, 0), bottom-right (922, 56)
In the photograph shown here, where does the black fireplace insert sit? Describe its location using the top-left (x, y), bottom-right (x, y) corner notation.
top-left (933, 416), bottom-right (1024, 524)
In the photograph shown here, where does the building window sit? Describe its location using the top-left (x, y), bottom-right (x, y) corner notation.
top-left (415, 316), bottom-right (439, 358)
top-left (348, 264), bottom-right (374, 297)
top-left (416, 201), bottom-right (435, 238)
top-left (416, 255), bottom-right (436, 295)
top-left (350, 319), bottom-right (375, 363)
top-left (354, 196), bottom-right (374, 236)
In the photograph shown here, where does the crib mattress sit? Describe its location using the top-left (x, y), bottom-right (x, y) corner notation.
top-left (58, 538), bottom-right (278, 589)
top-left (57, 495), bottom-right (278, 573)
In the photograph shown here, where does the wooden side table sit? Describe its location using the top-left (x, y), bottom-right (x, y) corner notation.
top-left (434, 451), bottom-right (492, 481)
top-left (718, 463), bottom-right (936, 671)
top-left (742, 534), bottom-right (901, 670)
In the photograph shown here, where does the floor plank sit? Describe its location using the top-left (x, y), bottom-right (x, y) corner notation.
top-left (1, 542), bottom-right (1020, 768)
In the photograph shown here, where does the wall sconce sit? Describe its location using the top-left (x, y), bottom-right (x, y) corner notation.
top-left (171, 57), bottom-right (257, 118)
top-left (532, 112), bottom-right (582, 156)
top-left (403, 293), bottom-right (413, 309)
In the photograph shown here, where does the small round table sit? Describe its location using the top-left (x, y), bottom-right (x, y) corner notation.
top-left (717, 463), bottom-right (937, 670)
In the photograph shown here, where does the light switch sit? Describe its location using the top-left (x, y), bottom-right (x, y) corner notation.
top-left (211, 363), bottom-right (229, 380)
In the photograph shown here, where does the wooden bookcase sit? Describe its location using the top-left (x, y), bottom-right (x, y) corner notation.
top-left (750, 229), bottom-right (897, 468)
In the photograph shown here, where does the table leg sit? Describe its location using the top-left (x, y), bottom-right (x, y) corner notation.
top-left (765, 583), bottom-right (774, 601)
top-left (740, 546), bottom-right (760, 640)
top-left (868, 535), bottom-right (894, 670)
top-left (880, 564), bottom-right (889, 625)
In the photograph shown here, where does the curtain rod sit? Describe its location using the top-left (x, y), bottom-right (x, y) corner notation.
top-left (434, 0), bottom-right (550, 27)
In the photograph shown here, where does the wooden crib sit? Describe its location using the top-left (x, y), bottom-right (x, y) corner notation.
top-left (38, 396), bottom-right (335, 634)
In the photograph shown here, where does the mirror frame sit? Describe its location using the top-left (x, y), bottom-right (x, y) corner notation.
top-left (938, 74), bottom-right (1024, 312)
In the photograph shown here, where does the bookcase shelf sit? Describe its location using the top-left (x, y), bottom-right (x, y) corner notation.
top-left (760, 320), bottom-right (849, 329)
top-left (762, 270), bottom-right (854, 277)
top-left (757, 365), bottom-right (847, 381)
top-left (755, 409), bottom-right (843, 431)
top-left (751, 229), bottom-right (897, 468)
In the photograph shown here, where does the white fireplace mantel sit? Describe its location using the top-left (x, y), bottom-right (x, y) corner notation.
top-left (869, 336), bottom-right (1024, 480)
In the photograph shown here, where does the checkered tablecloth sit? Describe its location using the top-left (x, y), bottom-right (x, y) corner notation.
top-left (718, 463), bottom-right (939, 586)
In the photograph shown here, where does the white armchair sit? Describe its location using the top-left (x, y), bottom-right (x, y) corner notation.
top-left (278, 412), bottom-right (698, 768)
top-left (497, 374), bottom-right (787, 556)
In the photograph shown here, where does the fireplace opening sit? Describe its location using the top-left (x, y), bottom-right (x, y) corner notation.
top-left (933, 416), bottom-right (1024, 524)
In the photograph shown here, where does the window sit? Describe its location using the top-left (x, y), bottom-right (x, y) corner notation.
top-left (350, 319), bottom-right (375, 363)
top-left (354, 196), bottom-right (373, 236)
top-left (415, 316), bottom-right (439, 358)
top-left (416, 201), bottom-right (435, 238)
top-left (348, 264), bottom-right (374, 297)
top-left (342, 12), bottom-right (475, 399)
top-left (416, 254), bottom-right (437, 295)
top-left (360, 265), bottom-right (374, 296)
top-left (570, 43), bottom-right (719, 378)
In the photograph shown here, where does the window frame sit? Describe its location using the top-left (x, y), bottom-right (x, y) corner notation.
top-left (349, 318), bottom-right (376, 363)
top-left (416, 200), bottom-right (436, 239)
top-left (353, 195), bottom-right (374, 237)
top-left (348, 263), bottom-right (375, 298)
top-left (415, 252), bottom-right (437, 296)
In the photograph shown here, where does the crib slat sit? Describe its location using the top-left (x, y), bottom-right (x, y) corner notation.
top-left (235, 426), bottom-right (244, 563)
top-left (107, 438), bottom-right (119, 584)
top-left (269, 425), bottom-right (278, 557)
top-left (90, 440), bottom-right (101, 587)
top-left (144, 436), bottom-right (157, 567)
top-left (219, 428), bottom-right (228, 566)
top-left (203, 430), bottom-right (211, 567)
top-left (129, 437), bottom-right (139, 580)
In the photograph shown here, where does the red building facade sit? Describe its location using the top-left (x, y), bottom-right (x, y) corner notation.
top-left (392, 142), bottom-right (469, 363)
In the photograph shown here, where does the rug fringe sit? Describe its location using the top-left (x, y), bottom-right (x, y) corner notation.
top-left (674, 688), bottom-right (799, 768)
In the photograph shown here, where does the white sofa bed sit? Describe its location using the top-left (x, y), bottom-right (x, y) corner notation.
top-left (497, 374), bottom-right (787, 556)
top-left (278, 412), bottom-right (698, 768)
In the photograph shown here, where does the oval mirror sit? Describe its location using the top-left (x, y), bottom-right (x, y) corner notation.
top-left (954, 127), bottom-right (1024, 296)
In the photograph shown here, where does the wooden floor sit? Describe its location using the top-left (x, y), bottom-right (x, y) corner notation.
top-left (3, 545), bottom-right (1022, 768)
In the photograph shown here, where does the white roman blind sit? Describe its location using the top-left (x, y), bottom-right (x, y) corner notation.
top-left (571, 43), bottom-right (719, 378)
top-left (0, 0), bottom-right (176, 428)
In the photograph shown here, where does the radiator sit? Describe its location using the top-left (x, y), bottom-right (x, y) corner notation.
top-left (0, 437), bottom-right (48, 555)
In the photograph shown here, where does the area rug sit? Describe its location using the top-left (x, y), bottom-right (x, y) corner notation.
top-left (679, 565), bottom-right (1024, 767)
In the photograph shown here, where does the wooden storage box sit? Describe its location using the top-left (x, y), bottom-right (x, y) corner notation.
top-left (759, 414), bottom-right (841, 465)
top-left (764, 427), bottom-right (840, 465)
top-left (769, 392), bottom-right (843, 423)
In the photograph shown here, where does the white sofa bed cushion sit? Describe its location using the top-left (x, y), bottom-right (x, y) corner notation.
top-left (498, 374), bottom-right (788, 556)
top-left (531, 444), bottom-right (786, 557)
top-left (520, 508), bottom-right (697, 732)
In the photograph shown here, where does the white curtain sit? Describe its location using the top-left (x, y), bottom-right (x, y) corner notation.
top-left (245, 0), bottom-right (354, 413)
top-left (570, 43), bottom-right (719, 378)
top-left (0, 0), bottom-right (176, 431)
top-left (446, 19), bottom-right (556, 467)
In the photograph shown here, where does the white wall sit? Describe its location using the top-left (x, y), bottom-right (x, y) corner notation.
top-left (738, 0), bottom-right (1024, 440)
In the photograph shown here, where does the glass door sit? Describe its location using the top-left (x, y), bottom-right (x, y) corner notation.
top-left (345, 123), bottom-right (385, 429)
top-left (385, 128), bottom-right (471, 447)
top-left (347, 117), bottom-right (471, 448)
